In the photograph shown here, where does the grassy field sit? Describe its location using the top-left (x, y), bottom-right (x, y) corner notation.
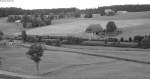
top-left (0, 47), bottom-right (113, 75)
top-left (1, 45), bottom-right (150, 79)
top-left (0, 11), bottom-right (150, 39)
top-left (25, 11), bottom-right (150, 39)
top-left (1, 11), bottom-right (150, 79)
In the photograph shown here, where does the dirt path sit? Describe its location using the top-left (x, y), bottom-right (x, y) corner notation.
top-left (0, 70), bottom-right (41, 79)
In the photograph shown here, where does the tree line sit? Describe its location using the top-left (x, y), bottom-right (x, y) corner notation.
top-left (1, 5), bottom-right (150, 17)
top-left (82, 4), bottom-right (150, 14)
top-left (0, 7), bottom-right (80, 17)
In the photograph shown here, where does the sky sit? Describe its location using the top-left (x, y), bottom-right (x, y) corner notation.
top-left (0, 0), bottom-right (150, 9)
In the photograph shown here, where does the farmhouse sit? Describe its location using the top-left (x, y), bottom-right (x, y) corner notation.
top-left (104, 9), bottom-right (115, 16)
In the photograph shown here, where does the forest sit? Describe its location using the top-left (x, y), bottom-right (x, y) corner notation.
top-left (0, 5), bottom-right (150, 17)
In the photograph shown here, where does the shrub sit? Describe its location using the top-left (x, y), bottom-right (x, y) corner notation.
top-left (26, 36), bottom-right (39, 43)
top-left (134, 35), bottom-right (144, 42)
top-left (120, 37), bottom-right (124, 42)
top-left (107, 38), bottom-right (118, 42)
top-left (129, 37), bottom-right (132, 42)
top-left (65, 36), bottom-right (84, 44)
top-left (0, 30), bottom-right (3, 41)
top-left (74, 13), bottom-right (81, 18)
top-left (106, 21), bottom-right (117, 33)
top-left (84, 14), bottom-right (93, 18)
top-left (21, 30), bottom-right (27, 42)
top-left (44, 39), bottom-right (61, 46)
top-left (141, 37), bottom-right (150, 48)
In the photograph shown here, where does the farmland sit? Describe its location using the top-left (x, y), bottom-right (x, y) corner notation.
top-left (25, 11), bottom-right (150, 39)
top-left (1, 11), bottom-right (150, 79)
top-left (1, 45), bottom-right (150, 79)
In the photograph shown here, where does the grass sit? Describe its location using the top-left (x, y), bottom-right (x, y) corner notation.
top-left (25, 11), bottom-right (150, 40)
top-left (1, 11), bottom-right (150, 79)
top-left (0, 11), bottom-right (150, 40)
top-left (1, 44), bottom-right (150, 79)
top-left (0, 47), bottom-right (113, 75)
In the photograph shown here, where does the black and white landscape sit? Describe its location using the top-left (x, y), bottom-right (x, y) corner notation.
top-left (0, 1), bottom-right (150, 79)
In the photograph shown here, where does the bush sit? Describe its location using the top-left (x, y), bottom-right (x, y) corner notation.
top-left (120, 37), bottom-right (124, 42)
top-left (141, 37), bottom-right (150, 48)
top-left (134, 35), bottom-right (144, 42)
top-left (44, 39), bottom-right (61, 46)
top-left (74, 13), bottom-right (81, 18)
top-left (0, 30), bottom-right (3, 41)
top-left (129, 37), bottom-right (132, 42)
top-left (64, 36), bottom-right (84, 44)
top-left (84, 14), bottom-right (93, 18)
top-left (26, 36), bottom-right (39, 43)
top-left (21, 30), bottom-right (27, 42)
top-left (107, 38), bottom-right (118, 42)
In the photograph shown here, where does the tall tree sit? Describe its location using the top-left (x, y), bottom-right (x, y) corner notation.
top-left (106, 21), bottom-right (117, 33)
top-left (0, 30), bottom-right (4, 41)
top-left (21, 30), bottom-right (27, 42)
top-left (26, 43), bottom-right (44, 75)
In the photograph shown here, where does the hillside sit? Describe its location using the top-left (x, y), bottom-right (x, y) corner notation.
top-left (0, 11), bottom-right (150, 39)
top-left (25, 11), bottom-right (150, 39)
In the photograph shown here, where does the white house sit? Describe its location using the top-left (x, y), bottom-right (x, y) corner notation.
top-left (104, 9), bottom-right (115, 16)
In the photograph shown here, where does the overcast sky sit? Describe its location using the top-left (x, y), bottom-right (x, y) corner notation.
top-left (0, 0), bottom-right (149, 9)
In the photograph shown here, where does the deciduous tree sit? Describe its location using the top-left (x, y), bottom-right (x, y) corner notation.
top-left (26, 43), bottom-right (44, 75)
